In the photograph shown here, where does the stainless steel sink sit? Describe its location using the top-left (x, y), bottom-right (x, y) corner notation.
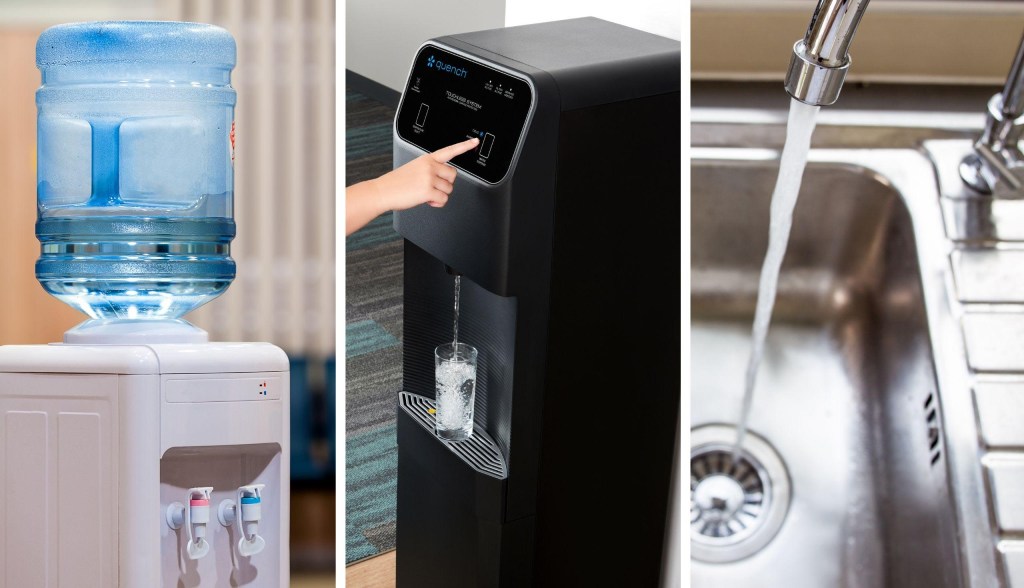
top-left (692, 104), bottom-right (1021, 586)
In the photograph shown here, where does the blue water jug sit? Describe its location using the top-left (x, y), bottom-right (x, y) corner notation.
top-left (35, 21), bottom-right (236, 321)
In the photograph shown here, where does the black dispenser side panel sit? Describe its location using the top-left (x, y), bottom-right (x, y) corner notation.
top-left (533, 92), bottom-right (682, 586)
top-left (402, 241), bottom-right (518, 460)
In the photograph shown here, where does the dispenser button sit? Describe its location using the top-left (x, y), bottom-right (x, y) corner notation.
top-left (480, 133), bottom-right (495, 159)
top-left (415, 103), bottom-right (429, 128)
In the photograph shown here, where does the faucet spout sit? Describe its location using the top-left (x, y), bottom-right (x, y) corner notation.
top-left (785, 0), bottom-right (871, 106)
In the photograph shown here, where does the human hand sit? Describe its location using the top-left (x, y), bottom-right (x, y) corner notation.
top-left (371, 137), bottom-right (480, 210)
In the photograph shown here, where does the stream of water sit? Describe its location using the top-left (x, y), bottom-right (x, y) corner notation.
top-left (733, 98), bottom-right (821, 458)
top-left (452, 275), bottom-right (461, 350)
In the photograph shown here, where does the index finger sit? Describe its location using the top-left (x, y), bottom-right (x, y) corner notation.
top-left (431, 137), bottom-right (480, 162)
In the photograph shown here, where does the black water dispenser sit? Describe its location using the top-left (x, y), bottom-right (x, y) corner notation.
top-left (393, 17), bottom-right (680, 586)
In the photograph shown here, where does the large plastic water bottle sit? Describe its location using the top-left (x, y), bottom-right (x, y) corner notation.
top-left (35, 22), bottom-right (236, 322)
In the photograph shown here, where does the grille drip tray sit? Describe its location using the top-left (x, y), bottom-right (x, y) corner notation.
top-left (691, 425), bottom-right (790, 563)
top-left (398, 391), bottom-right (508, 480)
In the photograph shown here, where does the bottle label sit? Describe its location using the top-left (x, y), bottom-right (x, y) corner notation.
top-left (230, 120), bottom-right (236, 164)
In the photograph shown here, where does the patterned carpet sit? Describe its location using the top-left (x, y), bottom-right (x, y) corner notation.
top-left (345, 89), bottom-right (403, 564)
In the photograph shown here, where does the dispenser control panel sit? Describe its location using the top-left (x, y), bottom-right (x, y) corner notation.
top-left (396, 44), bottom-right (533, 184)
top-left (164, 375), bottom-right (282, 402)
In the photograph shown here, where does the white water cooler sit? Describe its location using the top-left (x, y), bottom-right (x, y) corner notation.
top-left (1, 22), bottom-right (292, 586)
top-left (0, 337), bottom-right (290, 587)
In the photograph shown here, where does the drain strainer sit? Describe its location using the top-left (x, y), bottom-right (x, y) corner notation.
top-left (691, 425), bottom-right (790, 563)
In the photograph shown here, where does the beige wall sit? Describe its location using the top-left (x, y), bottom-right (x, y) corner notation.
top-left (693, 4), bottom-right (1024, 85)
top-left (506, 0), bottom-right (680, 41)
top-left (0, 29), bottom-right (82, 344)
top-left (347, 0), bottom-right (506, 92)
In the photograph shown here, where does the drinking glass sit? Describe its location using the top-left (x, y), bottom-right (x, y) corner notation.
top-left (434, 342), bottom-right (478, 441)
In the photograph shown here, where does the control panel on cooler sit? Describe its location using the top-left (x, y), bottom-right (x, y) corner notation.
top-left (163, 375), bottom-right (281, 402)
top-left (396, 44), bottom-right (534, 184)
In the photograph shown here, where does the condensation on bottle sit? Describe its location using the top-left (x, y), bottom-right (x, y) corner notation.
top-left (35, 21), bottom-right (237, 320)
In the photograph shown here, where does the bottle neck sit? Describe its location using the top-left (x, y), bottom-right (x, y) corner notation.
top-left (63, 318), bottom-right (209, 344)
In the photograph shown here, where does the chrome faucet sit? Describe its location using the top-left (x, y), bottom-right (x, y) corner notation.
top-left (960, 34), bottom-right (1024, 196)
top-left (784, 0), bottom-right (870, 107)
top-left (785, 0), bottom-right (1024, 197)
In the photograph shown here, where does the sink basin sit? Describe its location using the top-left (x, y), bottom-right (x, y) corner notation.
top-left (690, 108), bottom-right (998, 587)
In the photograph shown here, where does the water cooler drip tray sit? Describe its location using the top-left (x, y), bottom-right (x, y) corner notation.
top-left (398, 391), bottom-right (507, 479)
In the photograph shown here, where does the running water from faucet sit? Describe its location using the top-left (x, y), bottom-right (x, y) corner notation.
top-left (733, 98), bottom-right (820, 458)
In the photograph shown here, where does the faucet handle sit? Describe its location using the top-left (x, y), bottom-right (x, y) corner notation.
top-left (961, 94), bottom-right (1024, 197)
top-left (961, 33), bottom-right (1024, 196)
top-left (185, 487), bottom-right (214, 560)
top-left (216, 484), bottom-right (267, 558)
top-left (236, 485), bottom-right (266, 557)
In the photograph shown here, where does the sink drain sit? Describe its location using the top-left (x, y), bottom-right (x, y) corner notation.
top-left (691, 425), bottom-right (790, 563)
top-left (691, 451), bottom-right (765, 539)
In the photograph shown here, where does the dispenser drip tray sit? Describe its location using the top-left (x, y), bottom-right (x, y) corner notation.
top-left (399, 391), bottom-right (507, 479)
